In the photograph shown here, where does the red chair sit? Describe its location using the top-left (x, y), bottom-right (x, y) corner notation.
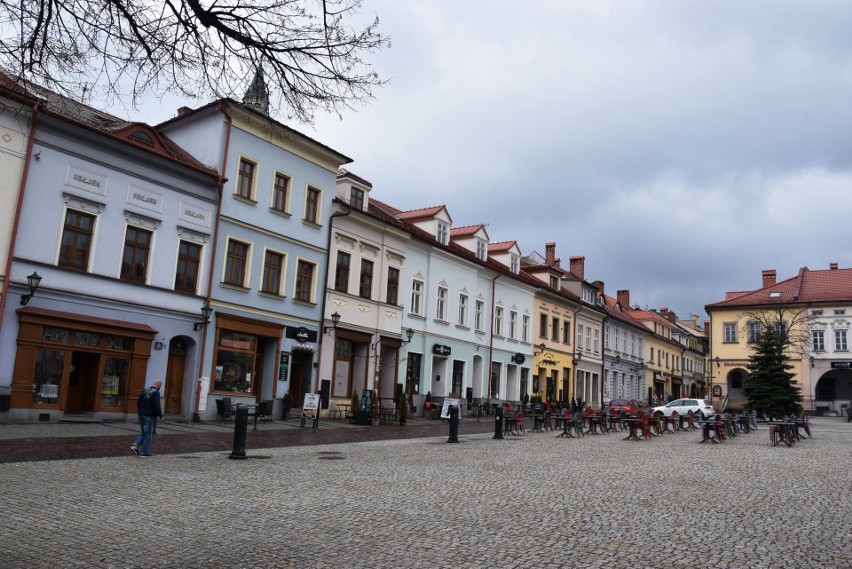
top-left (714, 415), bottom-right (726, 442)
top-left (515, 412), bottom-right (526, 435)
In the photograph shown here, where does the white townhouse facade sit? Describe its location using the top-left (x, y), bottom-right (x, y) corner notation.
top-left (371, 203), bottom-right (536, 413)
top-left (159, 85), bottom-right (352, 419)
top-left (0, 77), bottom-right (220, 422)
top-left (597, 286), bottom-right (648, 406)
top-left (316, 171), bottom-right (412, 411)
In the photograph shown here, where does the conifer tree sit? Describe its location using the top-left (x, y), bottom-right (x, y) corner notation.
top-left (744, 326), bottom-right (803, 419)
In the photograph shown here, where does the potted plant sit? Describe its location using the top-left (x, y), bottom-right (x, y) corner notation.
top-left (397, 394), bottom-right (409, 426)
top-left (281, 392), bottom-right (292, 420)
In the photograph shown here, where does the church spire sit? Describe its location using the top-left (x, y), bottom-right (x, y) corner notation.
top-left (243, 67), bottom-right (269, 115)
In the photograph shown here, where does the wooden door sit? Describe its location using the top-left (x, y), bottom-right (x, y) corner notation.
top-left (164, 339), bottom-right (187, 415)
top-left (66, 352), bottom-right (100, 413)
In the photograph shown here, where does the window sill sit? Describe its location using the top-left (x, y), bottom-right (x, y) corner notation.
top-left (302, 220), bottom-right (322, 229)
top-left (433, 319), bottom-right (450, 326)
top-left (292, 299), bottom-right (317, 307)
top-left (233, 195), bottom-right (257, 205)
top-left (221, 282), bottom-right (251, 292)
top-left (259, 291), bottom-right (286, 300)
top-left (269, 208), bottom-right (291, 218)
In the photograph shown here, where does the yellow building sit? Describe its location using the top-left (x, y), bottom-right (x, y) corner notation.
top-left (706, 266), bottom-right (852, 414)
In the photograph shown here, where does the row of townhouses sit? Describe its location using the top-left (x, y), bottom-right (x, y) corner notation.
top-left (3, 71), bottom-right (846, 424)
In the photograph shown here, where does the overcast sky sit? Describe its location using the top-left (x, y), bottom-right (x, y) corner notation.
top-left (130, 1), bottom-right (852, 322)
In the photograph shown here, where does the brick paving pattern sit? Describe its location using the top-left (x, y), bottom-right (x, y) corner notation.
top-left (0, 416), bottom-right (850, 568)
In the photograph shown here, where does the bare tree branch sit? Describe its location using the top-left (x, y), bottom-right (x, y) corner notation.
top-left (0, 0), bottom-right (389, 123)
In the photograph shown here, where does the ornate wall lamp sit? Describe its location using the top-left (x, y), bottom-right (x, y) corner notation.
top-left (534, 343), bottom-right (546, 356)
top-left (572, 351), bottom-right (583, 367)
top-left (323, 311), bottom-right (341, 335)
top-left (19, 271), bottom-right (42, 305)
top-left (400, 327), bottom-right (415, 346)
top-left (193, 301), bottom-right (214, 331)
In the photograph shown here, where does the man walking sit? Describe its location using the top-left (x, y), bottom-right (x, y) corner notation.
top-left (131, 380), bottom-right (163, 457)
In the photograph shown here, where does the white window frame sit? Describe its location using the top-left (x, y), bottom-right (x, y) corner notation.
top-left (475, 300), bottom-right (484, 332)
top-left (522, 314), bottom-right (530, 343)
top-left (437, 221), bottom-right (448, 245)
top-left (436, 285), bottom-right (448, 321)
top-left (812, 329), bottom-right (825, 352)
top-left (494, 306), bottom-right (504, 336)
top-left (458, 293), bottom-right (468, 326)
top-left (509, 310), bottom-right (517, 340)
top-left (723, 323), bottom-right (738, 343)
top-left (410, 279), bottom-right (424, 316)
top-left (835, 329), bottom-right (848, 352)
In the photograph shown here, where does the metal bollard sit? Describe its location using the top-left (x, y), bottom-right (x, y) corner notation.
top-left (447, 405), bottom-right (459, 443)
top-left (494, 406), bottom-right (504, 440)
top-left (229, 405), bottom-right (249, 460)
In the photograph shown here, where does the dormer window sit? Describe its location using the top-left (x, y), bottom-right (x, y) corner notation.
top-left (549, 275), bottom-right (559, 289)
top-left (437, 221), bottom-right (448, 245)
top-left (350, 187), bottom-right (364, 210)
top-left (510, 254), bottom-right (519, 274)
top-left (476, 238), bottom-right (486, 260)
top-left (130, 130), bottom-right (154, 145)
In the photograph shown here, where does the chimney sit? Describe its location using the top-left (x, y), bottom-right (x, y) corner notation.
top-left (569, 256), bottom-right (585, 280)
top-left (659, 308), bottom-right (676, 323)
top-left (830, 262), bottom-right (839, 270)
top-left (592, 280), bottom-right (604, 297)
top-left (177, 106), bottom-right (192, 116)
top-left (704, 319), bottom-right (710, 333)
top-left (762, 269), bottom-right (776, 287)
top-left (545, 242), bottom-right (556, 266)
top-left (554, 257), bottom-right (561, 268)
top-left (617, 290), bottom-right (630, 308)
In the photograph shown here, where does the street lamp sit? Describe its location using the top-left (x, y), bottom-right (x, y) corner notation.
top-left (323, 311), bottom-right (341, 335)
top-left (19, 271), bottom-right (42, 305)
top-left (193, 302), bottom-right (214, 331)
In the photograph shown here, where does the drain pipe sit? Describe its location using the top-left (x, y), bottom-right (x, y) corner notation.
top-left (192, 103), bottom-right (232, 421)
top-left (487, 272), bottom-right (500, 404)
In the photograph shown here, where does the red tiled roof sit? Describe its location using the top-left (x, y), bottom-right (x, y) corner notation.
top-left (706, 266), bottom-right (852, 309)
top-left (450, 224), bottom-right (484, 237)
top-left (395, 205), bottom-right (447, 221)
top-left (488, 240), bottom-right (517, 252)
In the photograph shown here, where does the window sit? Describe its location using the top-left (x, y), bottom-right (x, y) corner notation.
top-left (723, 323), bottom-right (737, 343)
top-left (549, 275), bottom-right (559, 288)
top-left (510, 254), bottom-right (519, 274)
top-left (304, 186), bottom-right (320, 224)
top-left (835, 329), bottom-right (848, 351)
top-left (475, 299), bottom-right (484, 331)
top-left (120, 226), bottom-right (152, 283)
top-left (410, 279), bottom-right (424, 316)
top-left (509, 311), bottom-right (517, 339)
top-left (359, 259), bottom-right (373, 299)
top-left (59, 209), bottom-right (95, 270)
top-left (522, 315), bottom-right (530, 342)
top-left (605, 325), bottom-right (611, 349)
top-left (32, 349), bottom-right (64, 404)
top-left (272, 173), bottom-right (290, 212)
top-left (334, 252), bottom-right (350, 293)
top-left (586, 326), bottom-right (592, 351)
top-left (812, 330), bottom-right (825, 352)
top-left (594, 329), bottom-right (600, 353)
top-left (175, 240), bottom-right (202, 293)
top-left (476, 238), bottom-right (486, 260)
top-left (576, 324), bottom-right (583, 351)
top-left (747, 322), bottom-right (761, 343)
top-left (494, 306), bottom-right (504, 336)
top-left (350, 187), bottom-right (364, 210)
top-left (539, 314), bottom-right (548, 339)
top-left (295, 260), bottom-right (315, 302)
top-left (386, 267), bottom-right (399, 305)
top-left (213, 330), bottom-right (257, 394)
top-left (224, 239), bottom-right (249, 286)
top-left (812, 310), bottom-right (823, 316)
top-left (436, 286), bottom-right (448, 320)
top-left (437, 221), bottom-right (448, 245)
top-left (552, 317), bottom-right (560, 342)
top-left (458, 294), bottom-right (468, 326)
top-left (834, 309), bottom-right (846, 315)
top-left (564, 321), bottom-right (571, 345)
top-left (236, 158), bottom-right (255, 199)
top-left (262, 251), bottom-right (284, 294)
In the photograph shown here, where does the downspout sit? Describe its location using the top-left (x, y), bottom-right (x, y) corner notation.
top-left (572, 305), bottom-right (582, 405)
top-left (192, 103), bottom-right (232, 421)
top-left (315, 200), bottom-right (352, 396)
top-left (0, 102), bottom-right (40, 337)
top-left (487, 273), bottom-right (500, 403)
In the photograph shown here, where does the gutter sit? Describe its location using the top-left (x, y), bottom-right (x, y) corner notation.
top-left (487, 272), bottom-right (500, 402)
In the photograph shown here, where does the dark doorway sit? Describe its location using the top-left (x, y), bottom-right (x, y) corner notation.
top-left (165, 339), bottom-right (187, 415)
top-left (67, 352), bottom-right (100, 413)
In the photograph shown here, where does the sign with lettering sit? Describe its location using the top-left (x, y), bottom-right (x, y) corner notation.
top-left (302, 393), bottom-right (320, 419)
top-left (360, 389), bottom-right (374, 413)
top-left (126, 185), bottom-right (163, 214)
top-left (433, 344), bottom-right (451, 356)
top-left (831, 361), bottom-right (852, 369)
top-left (66, 165), bottom-right (107, 196)
top-left (278, 352), bottom-right (289, 381)
top-left (285, 327), bottom-right (317, 343)
top-left (441, 397), bottom-right (461, 419)
top-left (178, 200), bottom-right (212, 229)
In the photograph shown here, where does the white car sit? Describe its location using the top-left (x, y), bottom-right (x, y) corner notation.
top-left (651, 398), bottom-right (716, 420)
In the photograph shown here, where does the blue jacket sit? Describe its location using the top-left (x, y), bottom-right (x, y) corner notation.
top-left (137, 386), bottom-right (163, 418)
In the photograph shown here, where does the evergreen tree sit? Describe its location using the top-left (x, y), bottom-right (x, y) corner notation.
top-left (744, 326), bottom-right (802, 419)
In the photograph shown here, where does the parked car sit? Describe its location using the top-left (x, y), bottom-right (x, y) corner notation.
top-left (608, 398), bottom-right (638, 416)
top-left (651, 398), bottom-right (715, 420)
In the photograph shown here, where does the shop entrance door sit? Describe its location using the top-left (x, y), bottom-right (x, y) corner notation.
top-left (165, 339), bottom-right (187, 415)
top-left (66, 352), bottom-right (100, 413)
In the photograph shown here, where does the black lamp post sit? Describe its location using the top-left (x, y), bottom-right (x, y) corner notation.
top-left (193, 301), bottom-right (214, 331)
top-left (19, 272), bottom-right (42, 305)
top-left (323, 311), bottom-right (341, 335)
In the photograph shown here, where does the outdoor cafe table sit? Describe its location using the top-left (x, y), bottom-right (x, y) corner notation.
top-left (553, 414), bottom-right (574, 438)
top-left (621, 418), bottom-right (644, 441)
top-left (529, 413), bottom-right (548, 432)
top-left (583, 415), bottom-right (604, 435)
top-left (658, 415), bottom-right (678, 435)
top-left (503, 412), bottom-right (520, 435)
top-left (698, 420), bottom-right (723, 444)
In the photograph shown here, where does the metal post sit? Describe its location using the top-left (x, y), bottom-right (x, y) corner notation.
top-left (447, 405), bottom-right (459, 443)
top-left (229, 405), bottom-right (248, 460)
top-left (494, 406), bottom-right (504, 440)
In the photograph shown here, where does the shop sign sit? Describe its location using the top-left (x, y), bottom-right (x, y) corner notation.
top-left (433, 344), bottom-right (451, 356)
top-left (278, 352), bottom-right (289, 382)
top-left (831, 361), bottom-right (852, 369)
top-left (285, 326), bottom-right (317, 343)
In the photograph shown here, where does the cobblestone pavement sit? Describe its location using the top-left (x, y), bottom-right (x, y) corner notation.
top-left (1, 417), bottom-right (850, 569)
